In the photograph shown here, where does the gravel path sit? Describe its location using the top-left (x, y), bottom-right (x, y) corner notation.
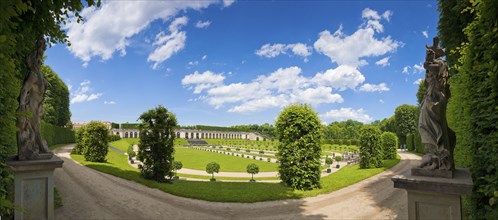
top-left (54, 145), bottom-right (419, 219)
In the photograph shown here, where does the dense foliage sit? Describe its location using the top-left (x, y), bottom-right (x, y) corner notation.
top-left (394, 104), bottom-right (418, 145)
top-left (322, 120), bottom-right (363, 144)
top-left (73, 122), bottom-right (108, 162)
top-left (41, 65), bottom-right (71, 127)
top-left (120, 123), bottom-right (140, 129)
top-left (406, 132), bottom-right (424, 154)
top-left (275, 104), bottom-right (322, 190)
top-left (206, 162), bottom-right (220, 179)
top-left (0, 0), bottom-right (97, 215)
top-left (380, 132), bottom-right (398, 160)
top-left (108, 134), bottom-right (121, 142)
top-left (438, 0), bottom-right (498, 218)
top-left (180, 123), bottom-right (276, 138)
top-left (137, 106), bottom-right (177, 182)
top-left (41, 120), bottom-right (75, 147)
top-left (359, 126), bottom-right (383, 169)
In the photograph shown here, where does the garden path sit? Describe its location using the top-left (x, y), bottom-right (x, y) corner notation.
top-left (54, 145), bottom-right (419, 219)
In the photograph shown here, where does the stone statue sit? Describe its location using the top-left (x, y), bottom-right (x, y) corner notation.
top-left (17, 36), bottom-right (52, 160)
top-left (418, 36), bottom-right (456, 172)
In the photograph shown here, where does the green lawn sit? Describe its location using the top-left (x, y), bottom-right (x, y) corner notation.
top-left (109, 139), bottom-right (131, 152)
top-left (177, 173), bottom-right (280, 181)
top-left (71, 148), bottom-right (400, 203)
top-left (120, 138), bottom-right (189, 147)
top-left (174, 147), bottom-right (278, 172)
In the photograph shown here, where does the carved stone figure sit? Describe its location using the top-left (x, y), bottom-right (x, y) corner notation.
top-left (418, 36), bottom-right (456, 171)
top-left (17, 37), bottom-right (52, 160)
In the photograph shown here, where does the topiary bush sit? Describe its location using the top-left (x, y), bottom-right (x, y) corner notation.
top-left (127, 144), bottom-right (136, 159)
top-left (172, 161), bottom-right (183, 177)
top-left (246, 163), bottom-right (259, 181)
top-left (108, 134), bottom-right (121, 142)
top-left (137, 105), bottom-right (177, 182)
top-left (276, 104), bottom-right (322, 190)
top-left (380, 132), bottom-right (398, 159)
top-left (359, 125), bottom-right (382, 169)
top-left (206, 162), bottom-right (220, 180)
top-left (82, 122), bottom-right (109, 162)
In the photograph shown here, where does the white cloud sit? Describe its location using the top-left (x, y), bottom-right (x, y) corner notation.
top-left (202, 55), bottom-right (207, 60)
top-left (382, 11), bottom-right (393, 21)
top-left (64, 1), bottom-right (217, 66)
top-left (104, 100), bottom-right (116, 105)
top-left (402, 63), bottom-right (425, 74)
top-left (223, 0), bottom-right (235, 7)
top-left (321, 108), bottom-right (373, 123)
top-left (314, 8), bottom-right (400, 67)
top-left (379, 99), bottom-right (385, 103)
top-left (422, 31), bottom-right (429, 38)
top-left (375, 57), bottom-right (390, 67)
top-left (70, 80), bottom-right (103, 104)
top-left (255, 43), bottom-right (287, 58)
top-left (195, 20), bottom-right (211, 28)
top-left (414, 78), bottom-right (424, 85)
top-left (312, 65), bottom-right (365, 91)
top-left (147, 16), bottom-right (189, 69)
top-left (256, 43), bottom-right (312, 61)
top-left (182, 70), bottom-right (225, 94)
top-left (183, 66), bottom-right (346, 112)
top-left (362, 8), bottom-right (381, 20)
top-left (358, 83), bottom-right (390, 92)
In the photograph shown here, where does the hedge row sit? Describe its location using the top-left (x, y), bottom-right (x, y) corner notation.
top-left (41, 120), bottom-right (75, 147)
top-left (321, 139), bottom-right (359, 146)
top-left (406, 132), bottom-right (424, 154)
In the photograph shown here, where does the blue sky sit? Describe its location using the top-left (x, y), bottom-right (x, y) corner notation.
top-left (45, 0), bottom-right (439, 126)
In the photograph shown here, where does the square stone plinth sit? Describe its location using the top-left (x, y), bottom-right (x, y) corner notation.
top-left (392, 169), bottom-right (472, 220)
top-left (7, 156), bottom-right (63, 220)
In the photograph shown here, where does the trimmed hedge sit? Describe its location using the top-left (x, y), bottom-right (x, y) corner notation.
top-left (406, 132), bottom-right (424, 155)
top-left (41, 120), bottom-right (75, 147)
top-left (380, 132), bottom-right (398, 159)
top-left (359, 126), bottom-right (382, 169)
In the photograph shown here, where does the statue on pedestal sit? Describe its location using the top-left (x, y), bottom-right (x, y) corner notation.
top-left (417, 36), bottom-right (456, 172)
top-left (16, 36), bottom-right (52, 160)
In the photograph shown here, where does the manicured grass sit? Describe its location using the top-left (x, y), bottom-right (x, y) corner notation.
top-left (109, 139), bottom-right (131, 152)
top-left (71, 149), bottom-right (400, 203)
top-left (71, 150), bottom-right (296, 202)
top-left (174, 148), bottom-right (278, 172)
top-left (120, 138), bottom-right (189, 146)
top-left (177, 173), bottom-right (280, 181)
top-left (49, 143), bottom-right (73, 151)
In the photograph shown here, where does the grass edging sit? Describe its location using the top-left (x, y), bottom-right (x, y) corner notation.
top-left (70, 150), bottom-right (400, 203)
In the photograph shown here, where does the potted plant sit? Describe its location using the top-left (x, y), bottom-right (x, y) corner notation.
top-left (247, 163), bottom-right (259, 182)
top-left (325, 157), bottom-right (333, 173)
top-left (335, 156), bottom-right (342, 168)
top-left (172, 161), bottom-right (183, 180)
top-left (206, 162), bottom-right (220, 182)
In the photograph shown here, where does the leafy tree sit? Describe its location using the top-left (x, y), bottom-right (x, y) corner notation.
top-left (78, 122), bottom-right (108, 162)
top-left (206, 162), bottom-right (220, 180)
top-left (394, 104), bottom-right (418, 145)
top-left (137, 105), bottom-right (177, 182)
top-left (246, 163), bottom-right (259, 181)
top-left (0, 0), bottom-right (97, 215)
top-left (416, 79), bottom-right (426, 106)
top-left (359, 126), bottom-right (383, 169)
top-left (41, 65), bottom-right (70, 127)
top-left (275, 104), bottom-right (322, 190)
top-left (172, 161), bottom-right (183, 177)
top-left (379, 116), bottom-right (396, 133)
top-left (380, 132), bottom-right (398, 160)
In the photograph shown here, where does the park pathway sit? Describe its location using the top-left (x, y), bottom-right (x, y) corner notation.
top-left (54, 145), bottom-right (420, 219)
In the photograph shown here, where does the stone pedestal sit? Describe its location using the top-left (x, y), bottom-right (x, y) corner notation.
top-left (7, 156), bottom-right (64, 220)
top-left (392, 169), bottom-right (473, 220)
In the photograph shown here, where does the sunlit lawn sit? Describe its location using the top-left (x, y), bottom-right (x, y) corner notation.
top-left (72, 147), bottom-right (400, 202)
